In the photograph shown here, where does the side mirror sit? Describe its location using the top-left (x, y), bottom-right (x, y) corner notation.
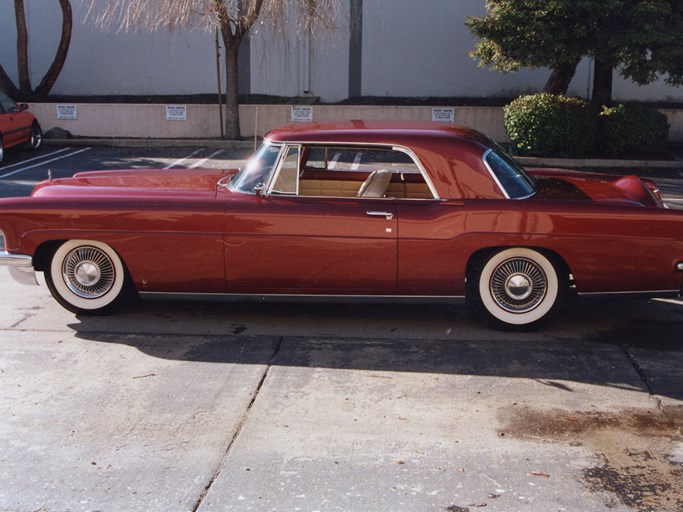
top-left (253, 184), bottom-right (266, 196)
top-left (18, 103), bottom-right (29, 111)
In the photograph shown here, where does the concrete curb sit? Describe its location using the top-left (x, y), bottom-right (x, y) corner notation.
top-left (44, 138), bottom-right (683, 171)
top-left (517, 155), bottom-right (683, 171)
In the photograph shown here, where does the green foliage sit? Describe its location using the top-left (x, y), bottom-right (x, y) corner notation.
top-left (466, 0), bottom-right (683, 100)
top-left (599, 104), bottom-right (670, 156)
top-left (466, 0), bottom-right (594, 74)
top-left (504, 94), bottom-right (599, 157)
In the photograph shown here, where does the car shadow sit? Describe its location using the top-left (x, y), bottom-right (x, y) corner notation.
top-left (64, 296), bottom-right (683, 402)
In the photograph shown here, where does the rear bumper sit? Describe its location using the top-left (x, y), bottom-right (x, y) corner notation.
top-left (0, 251), bottom-right (37, 285)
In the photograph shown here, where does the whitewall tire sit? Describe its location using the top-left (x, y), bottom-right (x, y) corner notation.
top-left (477, 248), bottom-right (559, 326)
top-left (45, 240), bottom-right (129, 315)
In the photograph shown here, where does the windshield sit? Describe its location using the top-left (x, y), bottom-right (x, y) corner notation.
top-left (229, 142), bottom-right (282, 194)
top-left (483, 145), bottom-right (536, 199)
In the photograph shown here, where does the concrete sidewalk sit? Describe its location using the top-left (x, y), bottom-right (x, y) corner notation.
top-left (1, 271), bottom-right (682, 512)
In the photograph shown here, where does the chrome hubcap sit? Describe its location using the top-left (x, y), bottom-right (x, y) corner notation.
top-left (31, 127), bottom-right (42, 147)
top-left (505, 273), bottom-right (532, 301)
top-left (490, 257), bottom-right (547, 313)
top-left (62, 246), bottom-right (115, 298)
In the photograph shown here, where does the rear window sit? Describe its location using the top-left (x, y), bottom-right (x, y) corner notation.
top-left (483, 147), bottom-right (536, 199)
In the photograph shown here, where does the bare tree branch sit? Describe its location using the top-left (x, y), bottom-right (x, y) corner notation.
top-left (0, 64), bottom-right (22, 97)
top-left (36, 0), bottom-right (73, 96)
top-left (81, 0), bottom-right (344, 138)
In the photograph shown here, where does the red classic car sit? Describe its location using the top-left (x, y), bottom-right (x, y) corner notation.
top-left (0, 91), bottom-right (42, 163)
top-left (1, 121), bottom-right (682, 326)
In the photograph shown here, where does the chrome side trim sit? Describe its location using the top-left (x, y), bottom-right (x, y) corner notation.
top-left (140, 292), bottom-right (466, 304)
top-left (577, 290), bottom-right (680, 299)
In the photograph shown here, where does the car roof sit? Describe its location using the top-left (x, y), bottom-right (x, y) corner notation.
top-left (265, 120), bottom-right (492, 147)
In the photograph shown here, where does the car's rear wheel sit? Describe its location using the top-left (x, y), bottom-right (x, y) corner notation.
top-left (28, 122), bottom-right (43, 150)
top-left (476, 248), bottom-right (559, 327)
top-left (45, 240), bottom-right (130, 315)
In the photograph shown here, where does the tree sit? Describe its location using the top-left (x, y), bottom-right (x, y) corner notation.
top-left (466, 0), bottom-right (683, 105)
top-left (85, 0), bottom-right (342, 139)
top-left (0, 0), bottom-right (73, 99)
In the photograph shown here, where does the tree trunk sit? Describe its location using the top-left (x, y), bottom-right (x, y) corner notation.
top-left (35, 0), bottom-right (72, 97)
top-left (543, 58), bottom-right (580, 94)
top-left (592, 58), bottom-right (614, 106)
top-left (14, 0), bottom-right (31, 96)
top-left (222, 29), bottom-right (242, 140)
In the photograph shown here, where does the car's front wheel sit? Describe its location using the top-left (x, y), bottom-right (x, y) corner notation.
top-left (476, 248), bottom-right (560, 327)
top-left (45, 240), bottom-right (131, 315)
top-left (28, 122), bottom-right (43, 150)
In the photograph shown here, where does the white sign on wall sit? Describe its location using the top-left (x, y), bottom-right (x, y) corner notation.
top-left (291, 106), bottom-right (314, 122)
top-left (165, 105), bottom-right (187, 121)
top-left (432, 107), bottom-right (455, 123)
top-left (56, 104), bottom-right (77, 120)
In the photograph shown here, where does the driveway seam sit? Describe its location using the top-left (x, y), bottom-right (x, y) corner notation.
top-left (190, 335), bottom-right (285, 512)
top-left (618, 343), bottom-right (665, 411)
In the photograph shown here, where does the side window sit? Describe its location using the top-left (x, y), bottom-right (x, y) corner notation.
top-left (0, 92), bottom-right (18, 114)
top-left (271, 146), bottom-right (300, 195)
top-left (298, 146), bottom-right (434, 200)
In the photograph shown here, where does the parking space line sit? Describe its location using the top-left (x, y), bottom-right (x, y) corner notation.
top-left (0, 148), bottom-right (73, 173)
top-left (0, 148), bottom-right (92, 179)
top-left (163, 149), bottom-right (204, 169)
top-left (189, 150), bottom-right (225, 169)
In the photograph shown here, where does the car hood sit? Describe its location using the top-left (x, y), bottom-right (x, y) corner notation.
top-left (31, 168), bottom-right (238, 200)
top-left (528, 168), bottom-right (663, 208)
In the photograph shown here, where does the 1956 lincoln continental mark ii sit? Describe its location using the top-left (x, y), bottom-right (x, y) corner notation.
top-left (1, 121), bottom-right (682, 327)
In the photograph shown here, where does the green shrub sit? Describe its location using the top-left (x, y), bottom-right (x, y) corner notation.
top-left (599, 104), bottom-right (670, 157)
top-left (504, 93), bottom-right (598, 157)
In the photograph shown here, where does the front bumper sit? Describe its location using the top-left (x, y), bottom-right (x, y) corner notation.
top-left (0, 251), bottom-right (37, 285)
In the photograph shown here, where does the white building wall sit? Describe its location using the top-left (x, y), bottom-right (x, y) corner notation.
top-left (0, 0), bottom-right (220, 96)
top-left (247, 0), bottom-right (351, 101)
top-left (0, 0), bottom-right (681, 103)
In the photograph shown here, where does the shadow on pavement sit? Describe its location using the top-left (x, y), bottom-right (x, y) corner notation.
top-left (67, 297), bottom-right (683, 402)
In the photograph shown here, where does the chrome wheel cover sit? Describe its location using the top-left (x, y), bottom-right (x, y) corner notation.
top-left (31, 126), bottom-right (42, 148)
top-left (489, 257), bottom-right (547, 314)
top-left (62, 246), bottom-right (116, 299)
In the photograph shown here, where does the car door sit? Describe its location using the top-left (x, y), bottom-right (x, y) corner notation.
top-left (224, 145), bottom-right (398, 292)
top-left (0, 93), bottom-right (27, 147)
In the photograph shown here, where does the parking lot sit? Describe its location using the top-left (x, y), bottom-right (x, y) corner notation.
top-left (1, 145), bottom-right (683, 512)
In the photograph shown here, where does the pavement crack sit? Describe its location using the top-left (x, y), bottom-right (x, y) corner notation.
top-left (618, 344), bottom-right (668, 414)
top-left (618, 343), bottom-right (654, 395)
top-left (190, 335), bottom-right (284, 512)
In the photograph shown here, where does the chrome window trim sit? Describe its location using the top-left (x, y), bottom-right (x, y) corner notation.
top-left (482, 148), bottom-right (510, 199)
top-left (263, 139), bottom-right (440, 201)
top-left (392, 145), bottom-right (440, 200)
top-left (481, 148), bottom-right (536, 200)
top-left (266, 144), bottom-right (301, 196)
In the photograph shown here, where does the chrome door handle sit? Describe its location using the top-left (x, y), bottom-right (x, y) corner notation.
top-left (366, 211), bottom-right (394, 220)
